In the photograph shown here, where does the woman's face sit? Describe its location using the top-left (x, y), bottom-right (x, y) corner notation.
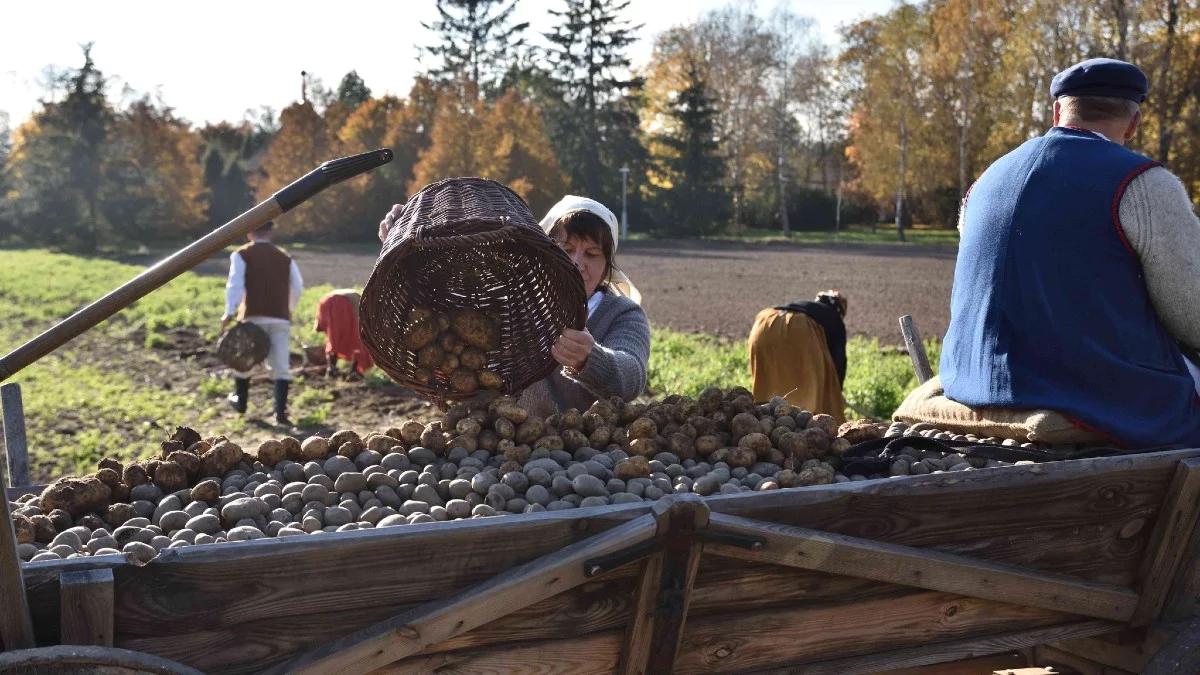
top-left (555, 233), bottom-right (606, 295)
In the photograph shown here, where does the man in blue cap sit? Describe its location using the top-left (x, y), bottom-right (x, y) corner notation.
top-left (939, 57), bottom-right (1200, 448)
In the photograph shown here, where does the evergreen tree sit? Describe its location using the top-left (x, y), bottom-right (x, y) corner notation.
top-left (651, 60), bottom-right (729, 236)
top-left (543, 0), bottom-right (647, 219)
top-left (336, 70), bottom-right (372, 110)
top-left (5, 44), bottom-right (113, 251)
top-left (421, 0), bottom-right (529, 97)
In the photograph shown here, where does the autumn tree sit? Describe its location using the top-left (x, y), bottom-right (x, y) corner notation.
top-left (255, 101), bottom-right (349, 239)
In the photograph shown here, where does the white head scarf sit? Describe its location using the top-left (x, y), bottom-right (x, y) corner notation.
top-left (539, 195), bottom-right (642, 304)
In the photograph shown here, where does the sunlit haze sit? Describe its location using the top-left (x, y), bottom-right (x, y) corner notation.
top-left (1, 0), bottom-right (893, 126)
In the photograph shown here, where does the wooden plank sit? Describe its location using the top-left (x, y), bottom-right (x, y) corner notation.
top-left (1, 383), bottom-right (30, 488)
top-left (377, 630), bottom-right (622, 675)
top-left (642, 496), bottom-right (707, 674)
top-left (1035, 644), bottom-right (1130, 674)
top-left (1163, 473), bottom-right (1200, 620)
top-left (672, 590), bottom-right (1077, 674)
top-left (898, 314), bottom-right (933, 383)
top-left (706, 512), bottom-right (1138, 621)
top-left (60, 568), bottom-right (114, 646)
top-left (777, 620), bottom-right (1119, 674)
top-left (105, 502), bottom-right (647, 636)
top-left (0, 448), bottom-right (35, 651)
top-left (1130, 457), bottom-right (1200, 626)
top-left (1050, 635), bottom-right (1155, 673)
top-left (4, 484), bottom-right (45, 501)
top-left (278, 512), bottom-right (658, 674)
top-left (619, 552), bottom-right (663, 675)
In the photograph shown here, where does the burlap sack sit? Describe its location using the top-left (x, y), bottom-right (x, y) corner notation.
top-left (893, 376), bottom-right (1109, 444)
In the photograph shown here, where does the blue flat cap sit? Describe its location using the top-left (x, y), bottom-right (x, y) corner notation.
top-left (1051, 58), bottom-right (1148, 102)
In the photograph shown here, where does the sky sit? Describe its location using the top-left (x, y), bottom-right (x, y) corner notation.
top-left (0, 0), bottom-right (893, 127)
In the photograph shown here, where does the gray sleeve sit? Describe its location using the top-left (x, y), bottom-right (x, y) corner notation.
top-left (1119, 166), bottom-right (1200, 350)
top-left (565, 304), bottom-right (651, 402)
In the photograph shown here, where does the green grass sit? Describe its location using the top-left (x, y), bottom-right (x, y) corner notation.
top-left (646, 328), bottom-right (937, 420)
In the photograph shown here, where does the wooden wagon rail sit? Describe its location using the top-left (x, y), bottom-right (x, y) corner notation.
top-left (6, 447), bottom-right (1200, 673)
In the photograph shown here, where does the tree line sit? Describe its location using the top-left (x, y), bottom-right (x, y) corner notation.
top-left (1, 0), bottom-right (1198, 252)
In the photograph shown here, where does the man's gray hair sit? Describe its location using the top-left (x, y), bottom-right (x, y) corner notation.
top-left (1058, 95), bottom-right (1140, 123)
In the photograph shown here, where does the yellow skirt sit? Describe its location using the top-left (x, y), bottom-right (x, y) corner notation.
top-left (748, 308), bottom-right (846, 423)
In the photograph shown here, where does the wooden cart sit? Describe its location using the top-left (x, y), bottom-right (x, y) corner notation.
top-left (5, 444), bottom-right (1200, 673)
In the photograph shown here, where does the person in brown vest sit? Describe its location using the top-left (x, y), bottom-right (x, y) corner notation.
top-left (220, 221), bottom-right (304, 425)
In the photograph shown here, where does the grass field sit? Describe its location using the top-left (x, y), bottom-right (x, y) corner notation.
top-left (628, 224), bottom-right (960, 247)
top-left (0, 248), bottom-right (932, 479)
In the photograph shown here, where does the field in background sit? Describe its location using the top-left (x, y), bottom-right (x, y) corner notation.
top-left (0, 248), bottom-right (937, 480)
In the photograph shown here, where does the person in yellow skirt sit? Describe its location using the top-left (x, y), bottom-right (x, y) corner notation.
top-left (748, 290), bottom-right (849, 423)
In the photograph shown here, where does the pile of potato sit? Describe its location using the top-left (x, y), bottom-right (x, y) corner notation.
top-left (7, 387), bottom-right (1032, 565)
top-left (403, 307), bottom-right (503, 394)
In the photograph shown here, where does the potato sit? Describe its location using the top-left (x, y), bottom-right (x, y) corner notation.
top-left (400, 420), bottom-right (425, 444)
top-left (191, 480), bottom-right (220, 504)
top-left (495, 402), bottom-right (529, 424)
top-left (451, 309), bottom-right (500, 350)
top-left (97, 457), bottom-right (124, 474)
top-left (122, 464), bottom-right (150, 487)
top-left (367, 434), bottom-right (400, 454)
top-left (450, 368), bottom-right (478, 393)
top-left (159, 440), bottom-right (184, 459)
top-left (801, 427), bottom-right (831, 456)
top-left (104, 502), bottom-right (136, 528)
top-left (611, 427), bottom-right (629, 447)
top-left (450, 434), bottom-right (478, 453)
top-left (729, 447), bottom-right (757, 468)
top-left (533, 435), bottom-right (564, 451)
top-left (402, 316), bottom-right (437, 351)
top-left (413, 367), bottom-right (433, 385)
top-left (301, 436), bottom-right (330, 461)
top-left (694, 435), bottom-right (721, 457)
top-left (170, 426), bottom-right (203, 451)
top-left (619, 402), bottom-right (647, 425)
top-left (478, 369), bottom-right (503, 390)
top-left (330, 430), bottom-right (364, 453)
top-left (200, 441), bottom-right (244, 477)
top-left (95, 468), bottom-right (120, 488)
top-left (280, 436), bottom-right (303, 461)
top-left (808, 414), bottom-right (839, 436)
top-left (730, 413), bottom-right (760, 443)
top-left (668, 433), bottom-right (695, 460)
top-left (830, 437), bottom-right (851, 455)
top-left (776, 469), bottom-right (799, 488)
top-left (31, 514), bottom-right (56, 543)
top-left (837, 419), bottom-right (883, 445)
top-left (421, 424), bottom-right (447, 451)
top-left (417, 344), bottom-right (444, 370)
top-left (709, 447), bottom-right (733, 464)
top-left (167, 450), bottom-right (201, 478)
top-left (256, 440), bottom-right (287, 466)
top-left (614, 456), bottom-right (651, 480)
top-left (697, 387), bottom-right (723, 414)
top-left (11, 514), bottom-right (34, 545)
top-left (494, 417), bottom-right (516, 439)
top-left (627, 417), bottom-right (658, 440)
top-left (628, 437), bottom-right (658, 458)
top-left (738, 432), bottom-right (772, 459)
top-left (586, 400), bottom-right (619, 427)
top-left (40, 477), bottom-right (111, 517)
top-left (187, 440), bottom-right (211, 456)
top-left (503, 445), bottom-right (532, 464)
top-left (460, 347), bottom-right (487, 371)
top-left (515, 419), bottom-right (544, 445)
top-left (436, 312), bottom-right (451, 332)
top-left (477, 429), bottom-right (499, 451)
top-left (441, 353), bottom-right (461, 372)
top-left (778, 432), bottom-right (811, 460)
top-left (438, 332), bottom-right (463, 354)
top-left (153, 461), bottom-right (189, 492)
top-left (561, 429), bottom-right (589, 451)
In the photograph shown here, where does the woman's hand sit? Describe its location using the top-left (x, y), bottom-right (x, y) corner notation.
top-left (378, 203), bottom-right (403, 243)
top-left (552, 328), bottom-right (595, 370)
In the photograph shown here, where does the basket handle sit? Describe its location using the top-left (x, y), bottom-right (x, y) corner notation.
top-left (411, 223), bottom-right (523, 249)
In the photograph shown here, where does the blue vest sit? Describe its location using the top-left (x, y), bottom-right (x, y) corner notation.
top-left (941, 126), bottom-right (1200, 448)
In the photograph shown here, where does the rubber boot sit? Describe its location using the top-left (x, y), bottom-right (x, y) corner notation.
top-left (325, 354), bottom-right (338, 378)
top-left (227, 377), bottom-right (249, 414)
top-left (273, 379), bottom-right (291, 426)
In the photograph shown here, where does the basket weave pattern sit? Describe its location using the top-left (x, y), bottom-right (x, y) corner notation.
top-left (360, 177), bottom-right (587, 401)
top-left (216, 322), bottom-right (270, 372)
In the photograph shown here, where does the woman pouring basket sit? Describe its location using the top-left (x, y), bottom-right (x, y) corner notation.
top-left (371, 185), bottom-right (650, 416)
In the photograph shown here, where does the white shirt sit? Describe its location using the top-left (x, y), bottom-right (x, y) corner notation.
top-left (586, 291), bottom-right (603, 319)
top-left (223, 245), bottom-right (304, 324)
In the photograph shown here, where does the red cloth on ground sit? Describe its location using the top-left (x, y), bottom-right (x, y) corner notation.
top-left (314, 291), bottom-right (373, 374)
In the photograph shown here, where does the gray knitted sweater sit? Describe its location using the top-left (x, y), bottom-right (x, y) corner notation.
top-left (518, 289), bottom-right (651, 417)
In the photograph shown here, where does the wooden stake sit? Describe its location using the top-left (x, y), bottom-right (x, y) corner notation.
top-left (0, 449), bottom-right (35, 650)
top-left (899, 314), bottom-right (934, 383)
top-left (1, 383), bottom-right (30, 488)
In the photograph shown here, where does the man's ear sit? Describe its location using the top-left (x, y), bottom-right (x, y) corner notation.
top-left (1052, 99), bottom-right (1062, 126)
top-left (1125, 109), bottom-right (1142, 142)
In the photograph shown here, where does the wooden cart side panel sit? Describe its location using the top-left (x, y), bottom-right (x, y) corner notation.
top-left (376, 630), bottom-right (624, 675)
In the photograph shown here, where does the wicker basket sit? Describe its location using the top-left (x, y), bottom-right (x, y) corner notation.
top-left (215, 321), bottom-right (270, 372)
top-left (360, 177), bottom-right (587, 402)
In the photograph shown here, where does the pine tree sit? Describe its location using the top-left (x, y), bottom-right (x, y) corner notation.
top-left (651, 60), bottom-right (729, 236)
top-left (421, 0), bottom-right (529, 97)
top-left (336, 70), bottom-right (372, 110)
top-left (543, 0), bottom-right (647, 215)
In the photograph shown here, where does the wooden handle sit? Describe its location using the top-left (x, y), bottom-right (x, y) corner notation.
top-left (899, 314), bottom-right (934, 384)
top-left (0, 149), bottom-right (394, 383)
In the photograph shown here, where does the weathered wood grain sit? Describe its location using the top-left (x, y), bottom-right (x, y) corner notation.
top-left (2, 383), bottom-right (30, 488)
top-left (620, 552), bottom-right (663, 675)
top-left (1131, 458), bottom-right (1200, 625)
top-left (376, 631), bottom-right (622, 675)
top-left (1051, 634), bottom-right (1157, 673)
top-left (1036, 644), bottom-right (1132, 674)
top-left (772, 619), bottom-right (1120, 674)
top-left (60, 568), bottom-right (114, 646)
top-left (279, 513), bottom-right (657, 674)
top-left (672, 590), bottom-right (1075, 674)
top-left (705, 512), bottom-right (1138, 621)
top-left (0, 451), bottom-right (35, 651)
